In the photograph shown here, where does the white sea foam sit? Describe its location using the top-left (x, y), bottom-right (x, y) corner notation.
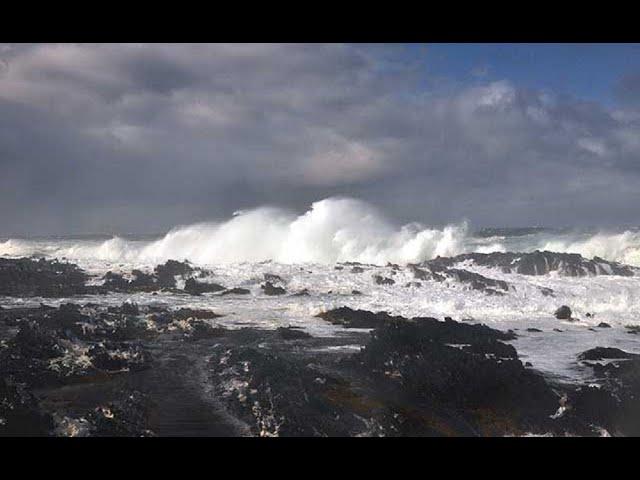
top-left (2, 196), bottom-right (640, 267)
top-left (1, 198), bottom-right (472, 266)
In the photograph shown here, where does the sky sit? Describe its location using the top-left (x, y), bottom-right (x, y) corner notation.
top-left (1, 43), bottom-right (640, 235)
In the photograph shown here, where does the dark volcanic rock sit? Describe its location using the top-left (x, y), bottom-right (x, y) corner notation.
top-left (88, 341), bottom-right (152, 373)
top-left (172, 308), bottom-right (222, 320)
top-left (554, 305), bottom-right (572, 320)
top-left (186, 321), bottom-right (227, 340)
top-left (263, 273), bottom-right (284, 283)
top-left (261, 282), bottom-right (286, 296)
top-left (209, 346), bottom-right (372, 436)
top-left (409, 264), bottom-right (445, 282)
top-left (85, 390), bottom-right (154, 437)
top-left (291, 288), bottom-right (310, 297)
top-left (349, 317), bottom-right (557, 435)
top-left (444, 269), bottom-right (508, 294)
top-left (107, 302), bottom-right (139, 316)
top-left (13, 321), bottom-right (66, 360)
top-left (277, 327), bottom-right (312, 340)
top-left (316, 307), bottom-right (401, 329)
top-left (220, 287), bottom-right (251, 295)
top-left (569, 350), bottom-right (640, 436)
top-left (184, 277), bottom-right (225, 295)
top-left (0, 377), bottom-right (54, 436)
top-left (424, 251), bottom-right (635, 277)
top-left (154, 260), bottom-right (193, 288)
top-left (102, 271), bottom-right (130, 290)
top-left (373, 274), bottom-right (395, 285)
top-left (597, 322), bottom-right (611, 328)
top-left (539, 287), bottom-right (555, 297)
top-left (0, 257), bottom-right (90, 297)
top-left (578, 347), bottom-right (638, 361)
top-left (410, 262), bottom-right (508, 294)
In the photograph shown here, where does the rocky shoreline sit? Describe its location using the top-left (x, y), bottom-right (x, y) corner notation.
top-left (1, 256), bottom-right (639, 436)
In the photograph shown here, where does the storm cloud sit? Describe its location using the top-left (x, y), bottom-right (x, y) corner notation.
top-left (1, 43), bottom-right (640, 235)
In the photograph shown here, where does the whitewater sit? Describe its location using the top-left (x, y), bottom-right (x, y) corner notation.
top-left (2, 197), bottom-right (640, 383)
top-left (3, 197), bottom-right (640, 267)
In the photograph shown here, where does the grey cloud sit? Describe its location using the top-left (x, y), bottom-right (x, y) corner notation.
top-left (1, 43), bottom-right (640, 235)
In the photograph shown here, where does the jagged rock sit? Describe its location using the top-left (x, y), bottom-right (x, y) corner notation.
top-left (172, 308), bottom-right (222, 320)
top-left (349, 317), bottom-right (557, 436)
top-left (554, 305), bottom-right (572, 320)
top-left (86, 391), bottom-right (154, 437)
top-left (569, 350), bottom-right (640, 435)
top-left (444, 269), bottom-right (509, 293)
top-left (291, 288), bottom-right (310, 297)
top-left (208, 346), bottom-right (371, 436)
top-left (316, 307), bottom-right (402, 329)
top-left (277, 327), bottom-right (312, 340)
top-left (154, 260), bottom-right (193, 288)
top-left (0, 377), bottom-right (54, 436)
top-left (184, 278), bottom-right (225, 295)
top-left (264, 273), bottom-right (284, 283)
top-left (220, 287), bottom-right (251, 295)
top-left (261, 282), bottom-right (286, 296)
top-left (373, 275), bottom-right (395, 285)
top-left (88, 341), bottom-right (152, 373)
top-left (187, 321), bottom-right (227, 340)
top-left (350, 266), bottom-right (364, 274)
top-left (0, 257), bottom-right (90, 297)
top-left (107, 302), bottom-right (139, 316)
top-left (423, 251), bottom-right (635, 277)
top-left (577, 347), bottom-right (638, 361)
top-left (102, 271), bottom-right (129, 290)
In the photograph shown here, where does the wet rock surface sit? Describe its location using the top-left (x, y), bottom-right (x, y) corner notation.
top-left (1, 255), bottom-right (639, 437)
top-left (316, 306), bottom-right (402, 329)
top-left (0, 258), bottom-right (91, 297)
top-left (554, 305), bottom-right (572, 320)
top-left (422, 251), bottom-right (636, 277)
top-left (261, 282), bottom-right (286, 296)
top-left (563, 346), bottom-right (640, 436)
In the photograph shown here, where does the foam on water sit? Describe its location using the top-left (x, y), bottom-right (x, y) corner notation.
top-left (3, 197), bottom-right (640, 267)
top-left (2, 196), bottom-right (640, 383)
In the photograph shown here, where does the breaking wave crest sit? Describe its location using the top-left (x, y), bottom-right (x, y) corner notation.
top-left (2, 197), bottom-right (640, 267)
top-left (1, 198), bottom-right (470, 265)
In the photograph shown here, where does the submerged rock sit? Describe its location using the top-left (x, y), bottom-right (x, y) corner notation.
top-left (261, 282), bottom-right (286, 296)
top-left (277, 327), bottom-right (312, 340)
top-left (220, 287), bottom-right (251, 295)
top-left (373, 275), bottom-right (395, 285)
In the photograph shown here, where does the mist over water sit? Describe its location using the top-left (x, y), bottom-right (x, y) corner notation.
top-left (2, 196), bottom-right (640, 267)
